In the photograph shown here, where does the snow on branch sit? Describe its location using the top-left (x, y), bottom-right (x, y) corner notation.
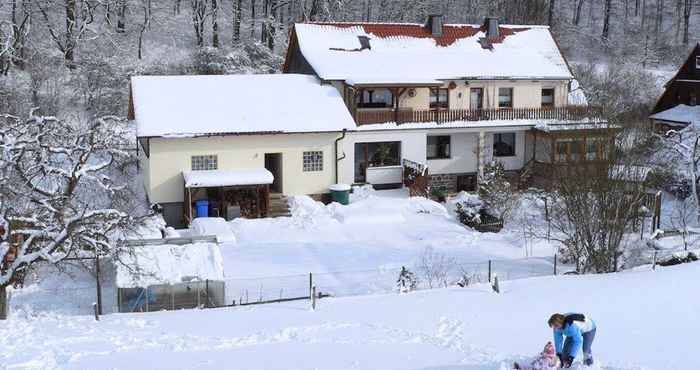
top-left (0, 111), bottom-right (138, 288)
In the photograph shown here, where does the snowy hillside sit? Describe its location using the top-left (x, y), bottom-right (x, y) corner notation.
top-left (2, 261), bottom-right (696, 370)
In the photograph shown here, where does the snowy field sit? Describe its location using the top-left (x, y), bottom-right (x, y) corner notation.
top-left (2, 261), bottom-right (696, 370)
top-left (12, 188), bottom-right (561, 314)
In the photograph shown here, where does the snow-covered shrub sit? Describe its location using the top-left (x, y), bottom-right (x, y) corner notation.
top-left (478, 161), bottom-right (516, 221)
top-left (430, 187), bottom-right (447, 203)
top-left (454, 195), bottom-right (483, 229)
top-left (396, 266), bottom-right (418, 293)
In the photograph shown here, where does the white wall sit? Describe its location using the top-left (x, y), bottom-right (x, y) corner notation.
top-left (427, 133), bottom-right (478, 174)
top-left (146, 133), bottom-right (342, 203)
top-left (340, 128), bottom-right (530, 184)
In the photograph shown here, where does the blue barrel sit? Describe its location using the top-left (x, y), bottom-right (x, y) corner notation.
top-left (195, 200), bottom-right (209, 218)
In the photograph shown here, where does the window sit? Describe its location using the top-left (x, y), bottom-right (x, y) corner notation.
top-left (470, 88), bottom-right (483, 109)
top-left (358, 89), bottom-right (393, 108)
top-left (354, 141), bottom-right (401, 182)
top-left (696, 56), bottom-right (700, 69)
top-left (427, 136), bottom-right (451, 159)
top-left (191, 155), bottom-right (217, 171)
top-left (498, 88), bottom-right (513, 108)
top-left (430, 88), bottom-right (449, 109)
top-left (541, 88), bottom-right (555, 108)
top-left (555, 139), bottom-right (585, 162)
top-left (586, 137), bottom-right (609, 161)
top-left (493, 133), bottom-right (516, 157)
top-left (303, 151), bottom-right (323, 172)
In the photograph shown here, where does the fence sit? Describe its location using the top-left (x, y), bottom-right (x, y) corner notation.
top-left (222, 256), bottom-right (562, 307)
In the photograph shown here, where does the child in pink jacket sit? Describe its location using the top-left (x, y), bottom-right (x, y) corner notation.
top-left (513, 341), bottom-right (560, 370)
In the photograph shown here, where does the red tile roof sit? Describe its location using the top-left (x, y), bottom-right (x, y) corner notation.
top-left (308, 22), bottom-right (531, 47)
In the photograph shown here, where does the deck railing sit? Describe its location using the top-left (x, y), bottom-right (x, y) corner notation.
top-left (354, 106), bottom-right (601, 125)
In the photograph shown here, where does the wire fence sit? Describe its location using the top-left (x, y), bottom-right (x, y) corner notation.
top-left (15, 248), bottom-right (693, 317)
top-left (222, 256), bottom-right (562, 307)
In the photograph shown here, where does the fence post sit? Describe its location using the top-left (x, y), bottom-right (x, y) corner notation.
top-left (170, 284), bottom-right (175, 310)
top-left (492, 275), bottom-right (500, 293)
top-left (145, 288), bottom-right (150, 312)
top-left (95, 255), bottom-right (103, 315)
top-left (311, 286), bottom-right (317, 310)
top-left (205, 279), bottom-right (210, 308)
top-left (309, 273), bottom-right (313, 299)
top-left (653, 251), bottom-right (657, 271)
top-left (93, 302), bottom-right (100, 321)
top-left (553, 254), bottom-right (558, 276)
top-left (488, 260), bottom-right (492, 283)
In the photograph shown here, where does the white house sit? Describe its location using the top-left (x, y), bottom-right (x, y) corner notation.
top-left (129, 74), bottom-right (355, 226)
top-left (284, 16), bottom-right (608, 191)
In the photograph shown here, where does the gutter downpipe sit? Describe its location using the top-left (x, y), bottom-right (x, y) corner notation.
top-left (335, 129), bottom-right (347, 184)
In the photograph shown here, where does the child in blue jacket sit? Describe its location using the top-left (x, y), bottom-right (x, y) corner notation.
top-left (548, 313), bottom-right (597, 368)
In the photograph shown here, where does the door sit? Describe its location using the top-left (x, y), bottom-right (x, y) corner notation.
top-left (264, 153), bottom-right (283, 193)
top-left (470, 88), bottom-right (483, 110)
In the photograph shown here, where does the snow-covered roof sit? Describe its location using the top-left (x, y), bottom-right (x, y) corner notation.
top-left (183, 169), bottom-right (274, 188)
top-left (650, 105), bottom-right (700, 126)
top-left (292, 23), bottom-right (573, 81)
top-left (131, 74), bottom-right (356, 138)
top-left (116, 242), bottom-right (224, 288)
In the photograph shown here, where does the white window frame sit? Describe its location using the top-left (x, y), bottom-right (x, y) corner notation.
top-left (303, 151), bottom-right (323, 172)
top-left (191, 155), bottom-right (218, 171)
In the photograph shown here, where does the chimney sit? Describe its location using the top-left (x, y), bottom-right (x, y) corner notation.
top-left (357, 36), bottom-right (371, 50)
top-left (484, 17), bottom-right (500, 40)
top-left (426, 14), bottom-right (444, 37)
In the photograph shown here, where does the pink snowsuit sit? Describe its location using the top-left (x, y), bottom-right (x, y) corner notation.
top-left (514, 341), bottom-right (559, 370)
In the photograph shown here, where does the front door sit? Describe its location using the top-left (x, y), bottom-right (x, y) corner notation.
top-left (264, 153), bottom-right (283, 193)
top-left (470, 88), bottom-right (483, 110)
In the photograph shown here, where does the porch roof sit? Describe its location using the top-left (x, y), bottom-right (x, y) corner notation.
top-left (345, 78), bottom-right (443, 87)
top-left (649, 104), bottom-right (700, 127)
top-left (183, 169), bottom-right (274, 188)
top-left (533, 120), bottom-right (616, 133)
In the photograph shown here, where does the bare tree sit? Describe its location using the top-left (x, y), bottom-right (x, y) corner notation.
top-left (211, 0), bottom-right (219, 47)
top-left (36, 0), bottom-right (98, 67)
top-left (191, 0), bottom-right (208, 47)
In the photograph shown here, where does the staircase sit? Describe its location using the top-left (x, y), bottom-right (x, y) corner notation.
top-left (268, 193), bottom-right (291, 217)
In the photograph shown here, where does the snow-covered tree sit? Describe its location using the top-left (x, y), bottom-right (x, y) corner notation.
top-left (478, 161), bottom-right (516, 221)
top-left (0, 110), bottom-right (138, 318)
top-left (658, 123), bottom-right (700, 224)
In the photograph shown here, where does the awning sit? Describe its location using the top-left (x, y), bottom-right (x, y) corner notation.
top-left (183, 169), bottom-right (274, 188)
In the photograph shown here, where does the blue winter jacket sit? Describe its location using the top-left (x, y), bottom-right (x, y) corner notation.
top-left (553, 313), bottom-right (596, 358)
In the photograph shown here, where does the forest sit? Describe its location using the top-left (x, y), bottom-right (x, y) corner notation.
top-left (0, 0), bottom-right (698, 119)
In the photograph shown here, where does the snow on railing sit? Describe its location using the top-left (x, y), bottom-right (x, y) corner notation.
top-left (355, 106), bottom-right (603, 125)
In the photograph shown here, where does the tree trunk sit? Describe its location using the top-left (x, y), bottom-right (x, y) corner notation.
top-left (573, 0), bottom-right (585, 25)
top-left (211, 0), bottom-right (219, 47)
top-left (267, 0), bottom-right (276, 50)
top-left (117, 0), bottom-right (126, 33)
top-left (250, 0), bottom-right (256, 38)
top-left (548, 0), bottom-right (555, 27)
top-left (233, 0), bottom-right (242, 43)
top-left (0, 285), bottom-right (7, 320)
top-left (655, 0), bottom-right (664, 41)
top-left (682, 0), bottom-right (692, 44)
top-left (65, 0), bottom-right (77, 67)
top-left (602, 0), bottom-right (612, 40)
top-left (261, 0), bottom-right (268, 44)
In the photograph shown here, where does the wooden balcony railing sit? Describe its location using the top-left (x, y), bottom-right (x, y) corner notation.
top-left (354, 106), bottom-right (601, 125)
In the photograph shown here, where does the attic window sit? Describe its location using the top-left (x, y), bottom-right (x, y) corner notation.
top-left (696, 56), bottom-right (700, 69)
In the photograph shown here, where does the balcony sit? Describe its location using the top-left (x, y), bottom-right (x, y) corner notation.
top-left (354, 106), bottom-right (601, 125)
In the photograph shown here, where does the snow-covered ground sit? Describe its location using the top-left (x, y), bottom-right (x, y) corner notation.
top-left (2, 261), bottom-right (696, 370)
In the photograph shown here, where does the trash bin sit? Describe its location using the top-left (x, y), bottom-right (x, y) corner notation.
top-left (329, 184), bottom-right (351, 205)
top-left (195, 200), bottom-right (209, 218)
